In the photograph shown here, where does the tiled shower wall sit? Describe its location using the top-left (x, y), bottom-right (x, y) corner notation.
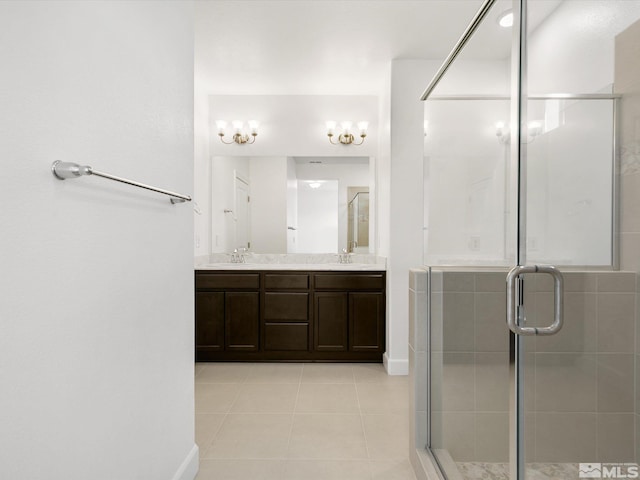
top-left (412, 269), bottom-right (637, 466)
top-left (615, 18), bottom-right (640, 466)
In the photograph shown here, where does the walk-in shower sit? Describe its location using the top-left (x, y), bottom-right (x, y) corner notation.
top-left (410, 1), bottom-right (640, 479)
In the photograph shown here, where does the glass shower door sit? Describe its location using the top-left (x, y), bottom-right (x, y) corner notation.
top-left (512, 1), bottom-right (634, 479)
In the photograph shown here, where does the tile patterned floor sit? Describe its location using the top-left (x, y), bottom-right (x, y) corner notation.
top-left (195, 362), bottom-right (417, 480)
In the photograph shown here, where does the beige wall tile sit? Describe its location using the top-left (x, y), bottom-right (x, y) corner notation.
top-left (597, 272), bottom-right (637, 293)
top-left (475, 272), bottom-right (508, 293)
top-left (475, 413), bottom-right (509, 463)
top-left (535, 353), bottom-right (597, 412)
top-left (535, 413), bottom-right (597, 463)
top-left (620, 233), bottom-right (640, 272)
top-left (443, 292), bottom-right (475, 351)
top-left (475, 292), bottom-right (509, 352)
top-left (598, 293), bottom-right (636, 352)
top-left (563, 273), bottom-right (597, 293)
top-left (475, 352), bottom-right (510, 412)
top-left (598, 354), bottom-right (635, 413)
top-left (535, 292), bottom-right (597, 353)
top-left (440, 412), bottom-right (476, 462)
top-left (431, 271), bottom-right (443, 293)
top-left (597, 413), bottom-right (636, 462)
top-left (430, 290), bottom-right (443, 353)
top-left (621, 171), bottom-right (640, 233)
top-left (441, 353), bottom-right (475, 412)
top-left (443, 272), bottom-right (474, 292)
top-left (410, 268), bottom-right (428, 293)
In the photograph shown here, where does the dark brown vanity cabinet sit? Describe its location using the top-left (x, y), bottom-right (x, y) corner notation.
top-left (195, 270), bottom-right (385, 362)
top-left (195, 274), bottom-right (260, 359)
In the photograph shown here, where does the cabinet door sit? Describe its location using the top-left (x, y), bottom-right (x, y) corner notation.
top-left (349, 292), bottom-right (384, 352)
top-left (195, 291), bottom-right (224, 353)
top-left (314, 292), bottom-right (348, 351)
top-left (225, 292), bottom-right (259, 351)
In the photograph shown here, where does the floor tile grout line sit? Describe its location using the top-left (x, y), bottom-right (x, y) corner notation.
top-left (283, 364), bottom-right (304, 465)
top-left (355, 377), bottom-right (375, 480)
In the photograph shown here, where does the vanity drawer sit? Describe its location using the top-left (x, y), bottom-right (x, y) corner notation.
top-left (264, 292), bottom-right (309, 321)
top-left (196, 273), bottom-right (260, 290)
top-left (314, 273), bottom-right (385, 291)
top-left (264, 323), bottom-right (309, 351)
top-left (265, 274), bottom-right (309, 290)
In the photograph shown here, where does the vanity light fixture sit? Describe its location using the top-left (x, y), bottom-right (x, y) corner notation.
top-left (495, 120), bottom-right (543, 144)
top-left (326, 120), bottom-right (368, 145)
top-left (497, 9), bottom-right (513, 28)
top-left (216, 120), bottom-right (259, 145)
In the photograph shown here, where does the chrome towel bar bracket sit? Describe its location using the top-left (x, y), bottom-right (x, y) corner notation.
top-left (51, 161), bottom-right (192, 204)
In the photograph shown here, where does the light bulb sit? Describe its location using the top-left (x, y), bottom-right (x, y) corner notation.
top-left (498, 10), bottom-right (513, 28)
top-left (341, 121), bottom-right (353, 134)
top-left (528, 121), bottom-right (542, 137)
top-left (308, 182), bottom-right (322, 189)
top-left (357, 121), bottom-right (368, 135)
top-left (326, 121), bottom-right (337, 135)
top-left (495, 121), bottom-right (505, 136)
top-left (215, 120), bottom-right (227, 135)
top-left (232, 120), bottom-right (243, 133)
top-left (248, 120), bottom-right (259, 134)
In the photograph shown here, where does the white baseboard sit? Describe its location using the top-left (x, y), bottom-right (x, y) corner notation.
top-left (383, 353), bottom-right (409, 375)
top-left (172, 444), bottom-right (199, 480)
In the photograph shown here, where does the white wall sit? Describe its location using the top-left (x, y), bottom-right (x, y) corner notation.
top-left (249, 156), bottom-right (288, 253)
top-left (0, 2), bottom-right (196, 479)
top-left (528, 0), bottom-right (640, 94)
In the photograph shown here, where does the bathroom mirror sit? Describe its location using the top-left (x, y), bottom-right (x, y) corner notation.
top-left (211, 155), bottom-right (374, 254)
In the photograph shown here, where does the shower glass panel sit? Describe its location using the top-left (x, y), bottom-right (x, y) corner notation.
top-left (424, 1), bottom-right (515, 478)
top-left (520, 1), bottom-right (634, 479)
top-left (421, 1), bottom-right (635, 480)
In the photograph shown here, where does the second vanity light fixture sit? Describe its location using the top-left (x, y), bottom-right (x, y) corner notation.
top-left (326, 121), bottom-right (368, 145)
top-left (216, 120), bottom-right (259, 145)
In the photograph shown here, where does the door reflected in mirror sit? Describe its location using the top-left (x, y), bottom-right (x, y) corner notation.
top-left (211, 156), bottom-right (374, 254)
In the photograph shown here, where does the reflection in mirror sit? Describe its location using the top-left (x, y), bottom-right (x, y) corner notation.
top-left (347, 188), bottom-right (369, 253)
top-left (211, 156), bottom-right (373, 254)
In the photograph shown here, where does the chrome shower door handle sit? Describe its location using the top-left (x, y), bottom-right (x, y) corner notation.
top-left (506, 265), bottom-right (564, 336)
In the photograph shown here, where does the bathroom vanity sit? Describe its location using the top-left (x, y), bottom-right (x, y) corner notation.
top-left (195, 264), bottom-right (386, 362)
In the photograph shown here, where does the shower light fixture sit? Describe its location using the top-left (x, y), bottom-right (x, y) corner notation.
top-left (326, 120), bottom-right (368, 145)
top-left (216, 120), bottom-right (259, 145)
top-left (498, 10), bottom-right (513, 28)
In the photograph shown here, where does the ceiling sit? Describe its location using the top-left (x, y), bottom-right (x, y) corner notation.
top-left (195, 0), bottom-right (562, 96)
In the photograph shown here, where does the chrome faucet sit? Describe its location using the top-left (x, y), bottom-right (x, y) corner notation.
top-left (230, 247), bottom-right (249, 264)
top-left (339, 248), bottom-right (352, 264)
